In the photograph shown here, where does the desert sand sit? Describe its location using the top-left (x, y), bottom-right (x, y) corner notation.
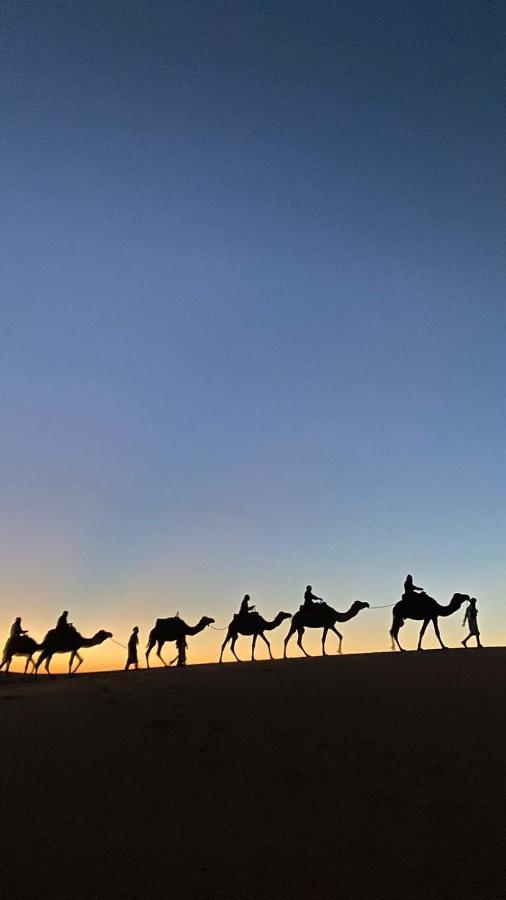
top-left (1, 648), bottom-right (505, 898)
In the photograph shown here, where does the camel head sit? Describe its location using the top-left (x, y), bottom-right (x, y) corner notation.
top-left (352, 601), bottom-right (370, 612)
top-left (201, 617), bottom-right (215, 628)
top-left (450, 593), bottom-right (470, 608)
top-left (94, 630), bottom-right (113, 644)
top-left (270, 612), bottom-right (292, 628)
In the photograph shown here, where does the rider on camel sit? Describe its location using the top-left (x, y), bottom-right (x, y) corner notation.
top-left (403, 574), bottom-right (424, 602)
top-left (304, 585), bottom-right (323, 608)
top-left (55, 610), bottom-right (73, 636)
top-left (239, 594), bottom-right (255, 617)
top-left (10, 617), bottom-right (27, 639)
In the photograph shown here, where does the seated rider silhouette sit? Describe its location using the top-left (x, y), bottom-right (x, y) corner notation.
top-left (304, 585), bottom-right (323, 609)
top-left (403, 574), bottom-right (424, 602)
top-left (238, 594), bottom-right (255, 618)
top-left (55, 610), bottom-right (73, 636)
top-left (10, 617), bottom-right (27, 639)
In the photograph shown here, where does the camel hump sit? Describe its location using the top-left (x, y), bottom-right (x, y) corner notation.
top-left (299, 601), bottom-right (330, 614)
top-left (234, 611), bottom-right (261, 626)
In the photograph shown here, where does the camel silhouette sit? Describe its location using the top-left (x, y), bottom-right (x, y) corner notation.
top-left (34, 627), bottom-right (112, 675)
top-left (390, 592), bottom-right (470, 651)
top-left (0, 635), bottom-right (41, 674)
top-left (219, 611), bottom-right (292, 662)
top-left (146, 616), bottom-right (214, 667)
top-left (284, 601), bottom-right (369, 657)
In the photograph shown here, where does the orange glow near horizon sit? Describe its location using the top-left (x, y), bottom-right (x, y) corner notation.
top-left (2, 603), bottom-right (504, 675)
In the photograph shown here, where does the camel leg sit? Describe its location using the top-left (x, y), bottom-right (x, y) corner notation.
top-left (417, 619), bottom-right (430, 650)
top-left (24, 655), bottom-right (31, 675)
top-left (390, 628), bottom-right (404, 652)
top-left (72, 652), bottom-right (83, 674)
top-left (329, 626), bottom-right (343, 654)
top-left (251, 634), bottom-right (258, 661)
top-left (35, 651), bottom-right (49, 674)
top-left (219, 631), bottom-right (233, 663)
top-left (145, 639), bottom-right (155, 668)
top-left (284, 623), bottom-right (296, 658)
top-left (322, 628), bottom-right (328, 655)
top-left (0, 657), bottom-right (10, 672)
top-left (156, 642), bottom-right (169, 666)
top-left (230, 635), bottom-right (241, 663)
top-left (259, 632), bottom-right (273, 660)
top-left (168, 648), bottom-right (180, 665)
top-left (297, 627), bottom-right (309, 657)
top-left (433, 618), bottom-right (446, 649)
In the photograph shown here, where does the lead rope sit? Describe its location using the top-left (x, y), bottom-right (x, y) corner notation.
top-left (110, 638), bottom-right (128, 649)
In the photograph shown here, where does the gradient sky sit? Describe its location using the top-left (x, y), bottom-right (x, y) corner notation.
top-left (2, 1), bottom-right (505, 671)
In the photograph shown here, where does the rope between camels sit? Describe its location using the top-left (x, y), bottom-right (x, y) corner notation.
top-left (110, 638), bottom-right (128, 649)
top-left (210, 604), bottom-right (394, 627)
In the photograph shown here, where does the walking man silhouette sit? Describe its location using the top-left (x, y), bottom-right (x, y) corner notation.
top-left (462, 598), bottom-right (482, 648)
top-left (176, 634), bottom-right (187, 667)
top-left (125, 626), bottom-right (139, 670)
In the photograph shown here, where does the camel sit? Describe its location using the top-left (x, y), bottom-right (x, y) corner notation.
top-left (0, 635), bottom-right (41, 674)
top-left (219, 611), bottom-right (292, 662)
top-left (34, 627), bottom-right (113, 675)
top-left (390, 592), bottom-right (470, 651)
top-left (284, 600), bottom-right (370, 657)
top-left (146, 616), bottom-right (215, 668)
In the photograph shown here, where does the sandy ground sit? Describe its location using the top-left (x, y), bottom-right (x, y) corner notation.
top-left (0, 648), bottom-right (505, 899)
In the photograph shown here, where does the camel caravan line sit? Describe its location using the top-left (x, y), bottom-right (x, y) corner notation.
top-left (0, 577), bottom-right (482, 676)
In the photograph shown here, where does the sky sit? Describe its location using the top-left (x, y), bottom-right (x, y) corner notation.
top-left (1, 1), bottom-right (505, 671)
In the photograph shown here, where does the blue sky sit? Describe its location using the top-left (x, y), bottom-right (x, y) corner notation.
top-left (1, 1), bottom-right (505, 667)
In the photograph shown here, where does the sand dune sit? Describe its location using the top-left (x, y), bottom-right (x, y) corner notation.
top-left (1, 649), bottom-right (505, 898)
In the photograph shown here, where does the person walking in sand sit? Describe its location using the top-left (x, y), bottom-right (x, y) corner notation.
top-left (10, 617), bottom-right (27, 639)
top-left (176, 634), bottom-right (187, 667)
top-left (125, 626), bottom-right (139, 670)
top-left (462, 597), bottom-right (482, 648)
